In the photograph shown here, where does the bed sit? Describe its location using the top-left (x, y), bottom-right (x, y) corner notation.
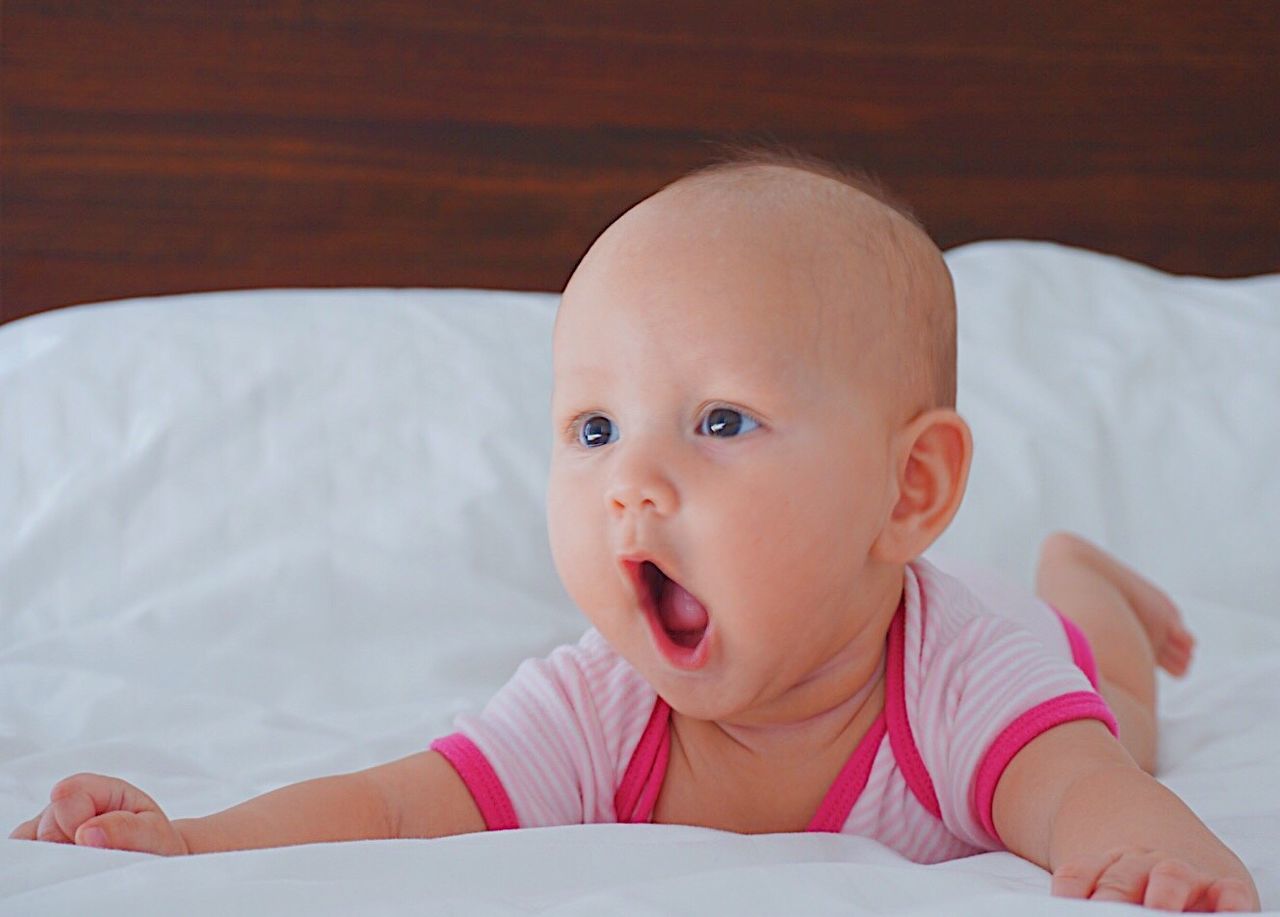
top-left (3, 4), bottom-right (1279, 915)
top-left (4, 243), bottom-right (1279, 913)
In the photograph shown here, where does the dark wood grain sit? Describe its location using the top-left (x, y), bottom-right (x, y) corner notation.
top-left (3, 1), bottom-right (1278, 323)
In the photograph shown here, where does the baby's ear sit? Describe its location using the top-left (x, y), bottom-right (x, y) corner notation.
top-left (871, 409), bottom-right (973, 564)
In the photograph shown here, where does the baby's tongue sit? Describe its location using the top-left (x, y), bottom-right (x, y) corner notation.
top-left (657, 577), bottom-right (709, 641)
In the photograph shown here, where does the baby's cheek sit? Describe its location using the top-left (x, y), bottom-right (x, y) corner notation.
top-left (545, 474), bottom-right (614, 617)
top-left (710, 496), bottom-right (811, 600)
top-left (545, 486), bottom-right (581, 587)
top-left (718, 487), bottom-right (865, 606)
top-left (721, 487), bottom-right (815, 561)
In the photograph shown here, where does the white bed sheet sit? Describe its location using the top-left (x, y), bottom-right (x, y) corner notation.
top-left (2, 241), bottom-right (1278, 914)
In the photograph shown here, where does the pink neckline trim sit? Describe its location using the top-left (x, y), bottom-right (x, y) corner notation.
top-left (614, 697), bottom-right (672, 822)
top-left (806, 714), bottom-right (887, 831)
top-left (884, 588), bottom-right (943, 819)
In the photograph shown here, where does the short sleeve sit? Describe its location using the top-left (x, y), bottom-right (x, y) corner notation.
top-left (430, 629), bottom-right (656, 830)
top-left (913, 615), bottom-right (1117, 851)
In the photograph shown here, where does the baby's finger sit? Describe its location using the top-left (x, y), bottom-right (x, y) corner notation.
top-left (49, 789), bottom-right (98, 843)
top-left (1142, 860), bottom-right (1202, 912)
top-left (35, 806), bottom-right (74, 844)
top-left (1091, 853), bottom-right (1159, 904)
top-left (8, 815), bottom-right (41, 840)
top-left (1051, 849), bottom-right (1125, 899)
top-left (51, 773), bottom-right (155, 816)
top-left (76, 811), bottom-right (184, 856)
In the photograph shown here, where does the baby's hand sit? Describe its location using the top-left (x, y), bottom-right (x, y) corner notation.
top-left (8, 773), bottom-right (189, 856)
top-left (1052, 846), bottom-right (1259, 912)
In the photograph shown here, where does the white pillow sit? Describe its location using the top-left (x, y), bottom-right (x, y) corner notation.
top-left (0, 289), bottom-right (579, 736)
top-left (1, 241), bottom-right (1277, 735)
top-left (935, 241), bottom-right (1280, 616)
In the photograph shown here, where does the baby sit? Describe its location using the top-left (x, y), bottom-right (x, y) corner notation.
top-left (11, 150), bottom-right (1259, 911)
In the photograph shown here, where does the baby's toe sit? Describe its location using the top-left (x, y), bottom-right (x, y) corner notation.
top-left (1158, 631), bottom-right (1196, 677)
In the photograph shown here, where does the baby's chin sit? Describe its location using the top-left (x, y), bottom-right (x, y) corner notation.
top-left (652, 679), bottom-right (748, 723)
top-left (625, 636), bottom-right (780, 724)
top-left (588, 592), bottom-right (816, 723)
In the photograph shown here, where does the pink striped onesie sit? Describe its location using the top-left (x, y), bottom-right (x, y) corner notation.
top-left (431, 556), bottom-right (1116, 862)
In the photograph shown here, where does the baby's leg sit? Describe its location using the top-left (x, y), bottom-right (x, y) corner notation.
top-left (1034, 532), bottom-right (1196, 774)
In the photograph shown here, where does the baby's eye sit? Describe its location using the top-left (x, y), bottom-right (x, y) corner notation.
top-left (699, 407), bottom-right (759, 438)
top-left (577, 414), bottom-right (618, 448)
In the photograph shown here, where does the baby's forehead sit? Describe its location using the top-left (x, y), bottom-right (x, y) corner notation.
top-left (607, 167), bottom-right (917, 296)
top-left (557, 163), bottom-right (951, 410)
top-left (566, 172), bottom-right (897, 327)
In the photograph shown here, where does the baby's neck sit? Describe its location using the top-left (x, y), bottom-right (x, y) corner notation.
top-left (693, 566), bottom-right (903, 763)
top-left (715, 653), bottom-right (885, 760)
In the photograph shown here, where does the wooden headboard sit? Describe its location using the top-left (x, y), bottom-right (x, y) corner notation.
top-left (3, 2), bottom-right (1277, 325)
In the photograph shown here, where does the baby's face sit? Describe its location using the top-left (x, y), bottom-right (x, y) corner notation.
top-left (546, 178), bottom-right (909, 725)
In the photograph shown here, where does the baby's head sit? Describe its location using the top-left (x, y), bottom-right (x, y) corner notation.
top-left (547, 149), bottom-right (972, 726)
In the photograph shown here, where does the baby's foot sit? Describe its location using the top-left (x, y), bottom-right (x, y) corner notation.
top-left (1085, 545), bottom-right (1196, 677)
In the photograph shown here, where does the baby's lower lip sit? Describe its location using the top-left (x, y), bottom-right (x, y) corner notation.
top-left (642, 597), bottom-right (713, 671)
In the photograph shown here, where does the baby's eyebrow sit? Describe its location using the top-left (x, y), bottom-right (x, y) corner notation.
top-left (554, 364), bottom-right (612, 381)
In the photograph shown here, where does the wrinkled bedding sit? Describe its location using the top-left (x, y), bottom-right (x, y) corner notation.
top-left (2, 241), bottom-right (1278, 914)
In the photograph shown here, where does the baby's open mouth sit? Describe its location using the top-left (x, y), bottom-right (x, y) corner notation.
top-left (640, 560), bottom-right (710, 649)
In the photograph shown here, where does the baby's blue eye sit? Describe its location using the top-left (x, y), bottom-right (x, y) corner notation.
top-left (700, 407), bottom-right (758, 438)
top-left (578, 415), bottom-right (617, 448)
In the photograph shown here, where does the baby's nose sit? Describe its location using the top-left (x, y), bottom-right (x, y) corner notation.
top-left (606, 481), bottom-right (676, 516)
top-left (604, 454), bottom-right (678, 517)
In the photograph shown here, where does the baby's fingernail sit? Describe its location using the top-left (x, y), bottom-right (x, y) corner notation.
top-left (80, 828), bottom-right (107, 848)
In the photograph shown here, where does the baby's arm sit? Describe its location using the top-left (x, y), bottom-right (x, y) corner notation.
top-left (9, 751), bottom-right (484, 854)
top-left (178, 750), bottom-right (485, 853)
top-left (993, 719), bottom-right (1259, 911)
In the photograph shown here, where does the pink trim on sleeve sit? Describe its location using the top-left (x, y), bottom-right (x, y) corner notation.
top-left (430, 733), bottom-right (520, 831)
top-left (1051, 607), bottom-right (1101, 691)
top-left (885, 597), bottom-right (942, 819)
top-left (614, 698), bottom-right (672, 823)
top-left (972, 691), bottom-right (1120, 844)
